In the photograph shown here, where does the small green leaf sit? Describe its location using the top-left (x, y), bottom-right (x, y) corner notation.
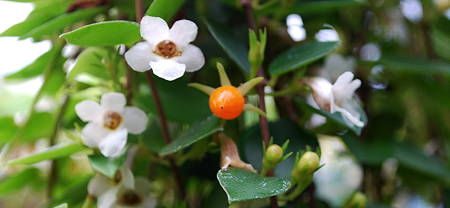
top-left (159, 116), bottom-right (222, 156)
top-left (0, 168), bottom-right (40, 195)
top-left (268, 41), bottom-right (338, 76)
top-left (8, 143), bottom-right (87, 165)
top-left (205, 20), bottom-right (250, 75)
top-left (68, 47), bottom-right (110, 82)
top-left (88, 154), bottom-right (126, 178)
top-left (61, 21), bottom-right (141, 47)
top-left (23, 7), bottom-right (107, 40)
top-left (217, 168), bottom-right (291, 203)
top-left (145, 0), bottom-right (186, 21)
top-left (5, 48), bottom-right (57, 80)
top-left (295, 99), bottom-right (367, 135)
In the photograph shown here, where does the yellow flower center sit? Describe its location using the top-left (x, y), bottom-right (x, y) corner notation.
top-left (154, 40), bottom-right (181, 58)
top-left (103, 111), bottom-right (122, 130)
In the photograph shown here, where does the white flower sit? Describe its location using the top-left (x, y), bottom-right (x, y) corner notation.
top-left (124, 16), bottom-right (205, 81)
top-left (88, 166), bottom-right (156, 208)
top-left (319, 54), bottom-right (355, 82)
top-left (306, 71), bottom-right (364, 127)
top-left (75, 92), bottom-right (148, 158)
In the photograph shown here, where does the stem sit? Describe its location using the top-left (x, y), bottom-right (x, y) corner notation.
top-left (47, 95), bottom-right (70, 203)
top-left (81, 195), bottom-right (94, 208)
top-left (241, 1), bottom-right (277, 207)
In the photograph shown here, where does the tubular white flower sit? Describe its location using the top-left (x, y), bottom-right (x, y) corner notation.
top-left (75, 92), bottom-right (148, 158)
top-left (125, 16), bottom-right (205, 81)
top-left (88, 167), bottom-right (156, 208)
top-left (306, 72), bottom-right (364, 127)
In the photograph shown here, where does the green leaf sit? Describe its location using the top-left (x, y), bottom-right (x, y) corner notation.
top-left (68, 47), bottom-right (109, 82)
top-left (53, 204), bottom-right (68, 208)
top-left (268, 41), bottom-right (338, 76)
top-left (8, 143), bottom-right (87, 165)
top-left (5, 48), bottom-right (56, 80)
top-left (205, 20), bottom-right (250, 75)
top-left (0, 168), bottom-right (40, 195)
top-left (0, 117), bottom-right (17, 144)
top-left (61, 21), bottom-right (141, 47)
top-left (260, 0), bottom-right (366, 15)
top-left (23, 7), bottom-right (106, 40)
top-left (295, 99), bottom-right (366, 135)
top-left (159, 116), bottom-right (222, 156)
top-left (145, 0), bottom-right (186, 21)
top-left (431, 17), bottom-right (450, 61)
top-left (217, 168), bottom-right (291, 203)
top-left (88, 154), bottom-right (126, 178)
top-left (18, 112), bottom-right (55, 142)
top-left (377, 55), bottom-right (450, 75)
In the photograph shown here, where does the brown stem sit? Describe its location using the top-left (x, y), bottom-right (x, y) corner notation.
top-left (134, 0), bottom-right (144, 22)
top-left (241, 1), bottom-right (278, 207)
top-left (47, 95), bottom-right (70, 203)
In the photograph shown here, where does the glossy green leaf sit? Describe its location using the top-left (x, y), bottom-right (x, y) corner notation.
top-left (268, 41), bottom-right (338, 76)
top-left (377, 55), bottom-right (450, 75)
top-left (0, 168), bottom-right (40, 195)
top-left (61, 21), bottom-right (141, 47)
top-left (88, 154), bottom-right (126, 178)
top-left (217, 168), bottom-right (291, 203)
top-left (205, 20), bottom-right (250, 75)
top-left (23, 7), bottom-right (106, 40)
top-left (8, 143), bottom-right (87, 165)
top-left (295, 99), bottom-right (366, 135)
top-left (5, 48), bottom-right (56, 80)
top-left (145, 0), bottom-right (186, 21)
top-left (68, 47), bottom-right (109, 82)
top-left (159, 116), bottom-right (222, 156)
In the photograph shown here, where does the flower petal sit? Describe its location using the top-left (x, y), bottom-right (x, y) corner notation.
top-left (124, 42), bottom-right (157, 72)
top-left (333, 72), bottom-right (361, 103)
top-left (150, 60), bottom-right (186, 81)
top-left (140, 16), bottom-right (169, 46)
top-left (123, 107), bottom-right (148, 134)
top-left (97, 187), bottom-right (119, 208)
top-left (101, 92), bottom-right (126, 112)
top-left (82, 122), bottom-right (109, 148)
top-left (169, 19), bottom-right (198, 47)
top-left (119, 166), bottom-right (135, 189)
top-left (332, 104), bottom-right (364, 127)
top-left (88, 174), bottom-right (114, 197)
top-left (98, 129), bottom-right (128, 158)
top-left (175, 44), bottom-right (204, 72)
top-left (305, 77), bottom-right (333, 111)
top-left (75, 100), bottom-right (101, 122)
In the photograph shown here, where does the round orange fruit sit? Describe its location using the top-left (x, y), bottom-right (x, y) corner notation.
top-left (209, 86), bottom-right (245, 120)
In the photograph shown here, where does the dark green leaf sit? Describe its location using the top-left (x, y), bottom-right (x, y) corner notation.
top-left (159, 116), bottom-right (222, 156)
top-left (268, 41), bottom-right (338, 76)
top-left (0, 168), bottom-right (40, 195)
top-left (217, 168), bottom-right (291, 203)
top-left (8, 143), bottom-right (87, 165)
top-left (205, 20), bottom-right (250, 75)
top-left (145, 0), bottom-right (186, 21)
top-left (259, 0), bottom-right (366, 15)
top-left (61, 21), bottom-right (141, 47)
top-left (377, 55), bottom-right (450, 75)
top-left (23, 7), bottom-right (106, 40)
top-left (88, 154), bottom-right (126, 178)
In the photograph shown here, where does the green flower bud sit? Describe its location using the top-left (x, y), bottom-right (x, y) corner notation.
top-left (291, 151), bottom-right (320, 181)
top-left (343, 192), bottom-right (367, 208)
top-left (265, 144), bottom-right (283, 164)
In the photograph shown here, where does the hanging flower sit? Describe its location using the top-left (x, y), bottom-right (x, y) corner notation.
top-left (306, 71), bottom-right (364, 127)
top-left (124, 16), bottom-right (205, 81)
top-left (75, 92), bottom-right (148, 157)
top-left (88, 166), bottom-right (156, 208)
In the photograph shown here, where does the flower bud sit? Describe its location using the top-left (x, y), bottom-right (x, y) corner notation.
top-left (343, 192), bottom-right (367, 208)
top-left (265, 144), bottom-right (283, 164)
top-left (291, 151), bottom-right (320, 181)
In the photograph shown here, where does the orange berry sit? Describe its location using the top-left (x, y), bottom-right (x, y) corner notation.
top-left (209, 86), bottom-right (245, 120)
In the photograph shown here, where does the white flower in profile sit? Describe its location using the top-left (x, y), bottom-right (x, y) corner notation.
top-left (306, 71), bottom-right (364, 127)
top-left (88, 166), bottom-right (156, 208)
top-left (125, 16), bottom-right (205, 81)
top-left (75, 92), bottom-right (148, 157)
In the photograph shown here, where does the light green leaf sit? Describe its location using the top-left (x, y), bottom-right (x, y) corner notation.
top-left (88, 154), bottom-right (126, 178)
top-left (23, 7), bottom-right (106, 40)
top-left (5, 48), bottom-right (56, 80)
top-left (217, 168), bottom-right (291, 203)
top-left (268, 41), bottom-right (338, 76)
top-left (145, 0), bottom-right (186, 21)
top-left (205, 20), bottom-right (250, 75)
top-left (377, 55), bottom-right (450, 75)
top-left (18, 112), bottom-right (55, 142)
top-left (159, 116), bottom-right (222, 156)
top-left (8, 143), bottom-right (87, 165)
top-left (0, 168), bottom-right (40, 195)
top-left (68, 47), bottom-right (109, 82)
top-left (0, 117), bottom-right (17, 144)
top-left (61, 21), bottom-right (141, 47)
top-left (295, 99), bottom-right (367, 135)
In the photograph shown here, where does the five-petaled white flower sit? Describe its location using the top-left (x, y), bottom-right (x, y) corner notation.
top-left (124, 16), bottom-right (205, 81)
top-left (306, 71), bottom-right (364, 127)
top-left (88, 166), bottom-right (156, 208)
top-left (75, 92), bottom-right (148, 157)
